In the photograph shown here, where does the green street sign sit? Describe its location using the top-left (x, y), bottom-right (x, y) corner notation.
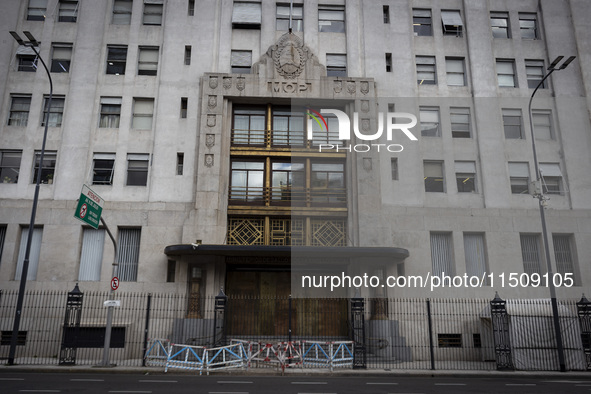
top-left (74, 185), bottom-right (104, 229)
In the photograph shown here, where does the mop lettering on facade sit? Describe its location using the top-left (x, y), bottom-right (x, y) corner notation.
top-left (306, 108), bottom-right (418, 152)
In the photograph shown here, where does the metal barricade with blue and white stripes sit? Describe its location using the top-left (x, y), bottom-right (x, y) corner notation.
top-left (302, 340), bottom-right (353, 371)
top-left (144, 338), bottom-right (171, 367)
top-left (165, 343), bottom-right (206, 374)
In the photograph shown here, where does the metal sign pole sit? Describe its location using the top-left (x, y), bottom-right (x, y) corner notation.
top-left (100, 217), bottom-right (118, 367)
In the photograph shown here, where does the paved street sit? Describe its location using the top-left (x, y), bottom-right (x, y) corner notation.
top-left (2, 373), bottom-right (591, 394)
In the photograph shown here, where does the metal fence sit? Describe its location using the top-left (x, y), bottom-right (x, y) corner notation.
top-left (0, 287), bottom-right (589, 371)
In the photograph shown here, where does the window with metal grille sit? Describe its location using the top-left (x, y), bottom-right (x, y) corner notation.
top-left (112, 0), bottom-right (132, 25)
top-left (1, 331), bottom-right (27, 346)
top-left (41, 96), bottom-right (65, 127)
top-left (424, 161), bottom-right (444, 192)
top-left (230, 161), bottom-right (265, 202)
top-left (277, 3), bottom-right (303, 31)
top-left (1, 150), bottom-right (22, 184)
top-left (15, 227), bottom-right (43, 280)
top-left (78, 228), bottom-right (105, 281)
top-left (117, 228), bottom-right (141, 281)
top-left (8, 95), bottom-right (32, 127)
top-left (143, 0), bottom-right (163, 25)
top-left (318, 5), bottom-right (345, 33)
top-left (99, 97), bottom-right (122, 128)
top-left (232, 107), bottom-right (265, 145)
top-left (464, 233), bottom-right (487, 282)
top-left (553, 234), bottom-right (576, 283)
top-left (508, 162), bottom-right (529, 194)
top-left (490, 12), bottom-right (510, 38)
top-left (520, 234), bottom-right (542, 275)
top-left (92, 153), bottom-right (115, 185)
top-left (272, 107), bottom-right (304, 146)
top-left (416, 56), bottom-right (436, 85)
top-left (438, 334), bottom-right (462, 347)
top-left (413, 9), bottom-right (432, 36)
top-left (51, 44), bottom-right (72, 73)
top-left (58, 0), bottom-right (78, 22)
top-left (430, 232), bottom-right (454, 276)
top-left (450, 107), bottom-right (471, 138)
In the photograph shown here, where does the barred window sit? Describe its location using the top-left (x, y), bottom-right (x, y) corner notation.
top-left (117, 228), bottom-right (141, 281)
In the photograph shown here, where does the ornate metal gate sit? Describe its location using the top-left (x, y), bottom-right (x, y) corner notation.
top-left (577, 294), bottom-right (591, 370)
top-left (59, 284), bottom-right (84, 365)
top-left (350, 295), bottom-right (366, 369)
top-left (490, 292), bottom-right (514, 370)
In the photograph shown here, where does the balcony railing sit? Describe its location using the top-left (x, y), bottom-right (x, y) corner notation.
top-left (229, 186), bottom-right (347, 206)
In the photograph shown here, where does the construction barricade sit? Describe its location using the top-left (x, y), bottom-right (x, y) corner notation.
top-left (302, 340), bottom-right (354, 371)
top-left (144, 338), bottom-right (171, 367)
top-left (165, 343), bottom-right (206, 374)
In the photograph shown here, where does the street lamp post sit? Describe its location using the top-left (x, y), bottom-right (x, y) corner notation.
top-left (7, 31), bottom-right (53, 366)
top-left (527, 55), bottom-right (576, 373)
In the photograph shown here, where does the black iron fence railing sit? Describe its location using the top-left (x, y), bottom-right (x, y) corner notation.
top-left (0, 288), bottom-right (588, 371)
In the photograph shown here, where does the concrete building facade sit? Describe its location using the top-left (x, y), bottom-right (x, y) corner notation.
top-left (0, 0), bottom-right (590, 308)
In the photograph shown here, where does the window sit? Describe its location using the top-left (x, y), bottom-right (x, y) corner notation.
top-left (132, 98), bottom-right (154, 129)
top-left (231, 50), bottom-right (252, 74)
top-left (272, 107), bottom-right (304, 146)
top-left (539, 163), bottom-right (563, 194)
top-left (16, 46), bottom-right (38, 72)
top-left (311, 162), bottom-right (346, 204)
top-left (41, 96), bottom-right (65, 127)
top-left (310, 112), bottom-right (341, 145)
top-left (526, 60), bottom-right (545, 88)
top-left (8, 95), bottom-right (32, 126)
top-left (143, 0), bottom-right (163, 25)
top-left (438, 334), bottom-right (462, 348)
top-left (391, 158), bottom-right (398, 180)
top-left (416, 56), bottom-right (436, 85)
top-left (446, 58), bottom-right (466, 86)
top-left (117, 228), bottom-right (141, 281)
top-left (553, 234), bottom-right (576, 281)
top-left (167, 260), bottom-right (176, 282)
top-left (112, 0), bottom-right (132, 25)
top-left (184, 46), bottom-right (192, 65)
top-left (326, 54), bottom-right (347, 77)
top-left (271, 161), bottom-right (305, 202)
top-left (58, 0), bottom-right (78, 22)
top-left (138, 46), bottom-right (159, 75)
top-left (106, 45), bottom-right (127, 75)
top-left (490, 12), bottom-right (509, 38)
top-left (430, 232), bottom-right (454, 276)
top-left (502, 109), bottom-right (523, 139)
top-left (0, 331), bottom-right (26, 346)
top-left (92, 153), bottom-right (115, 185)
top-left (413, 9), bottom-right (432, 36)
top-left (78, 228), bottom-right (105, 281)
top-left (27, 0), bottom-right (47, 21)
top-left (50, 44), bottom-right (72, 73)
top-left (519, 13), bottom-right (538, 39)
top-left (188, 0), bottom-right (195, 16)
top-left (15, 227), bottom-right (43, 280)
top-left (424, 161), bottom-right (444, 192)
top-left (450, 107), bottom-right (471, 138)
top-left (419, 107), bottom-right (440, 137)
top-left (496, 60), bottom-right (516, 87)
top-left (277, 3), bottom-right (303, 31)
top-left (99, 97), bottom-right (122, 128)
top-left (126, 154), bottom-right (149, 186)
top-left (441, 10), bottom-right (463, 37)
top-left (230, 160), bottom-right (265, 202)
top-left (177, 153), bottom-right (184, 175)
top-left (508, 162), bottom-right (530, 194)
top-left (33, 151), bottom-right (57, 184)
top-left (180, 98), bottom-right (188, 118)
top-left (455, 161), bottom-right (476, 193)
top-left (385, 53), bottom-right (392, 72)
top-left (464, 233), bottom-right (487, 281)
top-left (319, 5), bottom-right (345, 33)
top-left (520, 234), bottom-right (542, 274)
top-left (533, 111), bottom-right (553, 140)
top-left (232, 1), bottom-right (262, 29)
top-left (383, 5), bottom-right (389, 24)
top-left (232, 107), bottom-right (265, 145)
top-left (1, 150), bottom-right (22, 184)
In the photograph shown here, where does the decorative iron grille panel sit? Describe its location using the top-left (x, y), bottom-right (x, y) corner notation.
top-left (311, 219), bottom-right (347, 246)
top-left (227, 217), bottom-right (265, 245)
top-left (270, 218), bottom-right (304, 245)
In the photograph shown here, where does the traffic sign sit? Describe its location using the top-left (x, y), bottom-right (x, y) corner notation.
top-left (111, 277), bottom-right (119, 291)
top-left (74, 185), bottom-right (104, 229)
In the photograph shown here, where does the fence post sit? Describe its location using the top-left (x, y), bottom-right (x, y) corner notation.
top-left (142, 293), bottom-right (152, 367)
top-left (426, 299), bottom-right (435, 370)
top-left (213, 288), bottom-right (227, 347)
top-left (490, 292), bottom-right (514, 370)
top-left (59, 283), bottom-right (84, 365)
top-left (350, 293), bottom-right (366, 369)
top-left (577, 294), bottom-right (591, 370)
top-left (288, 294), bottom-right (292, 343)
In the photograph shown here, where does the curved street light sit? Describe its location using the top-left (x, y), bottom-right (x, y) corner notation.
top-left (7, 31), bottom-right (53, 366)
